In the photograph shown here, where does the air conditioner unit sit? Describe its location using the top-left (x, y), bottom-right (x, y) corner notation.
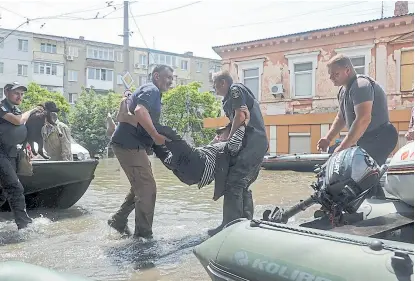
top-left (66, 55), bottom-right (74, 61)
top-left (270, 83), bottom-right (284, 98)
top-left (142, 65), bottom-right (148, 69)
top-left (134, 63), bottom-right (141, 69)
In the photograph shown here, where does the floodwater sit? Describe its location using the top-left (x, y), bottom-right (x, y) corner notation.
top-left (0, 157), bottom-right (317, 281)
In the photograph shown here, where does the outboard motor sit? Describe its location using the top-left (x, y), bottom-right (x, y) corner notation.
top-left (263, 146), bottom-right (388, 225)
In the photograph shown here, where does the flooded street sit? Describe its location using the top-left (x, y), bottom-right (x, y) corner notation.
top-left (0, 157), bottom-right (317, 281)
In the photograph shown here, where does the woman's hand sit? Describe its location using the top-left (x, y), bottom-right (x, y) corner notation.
top-left (240, 106), bottom-right (250, 126)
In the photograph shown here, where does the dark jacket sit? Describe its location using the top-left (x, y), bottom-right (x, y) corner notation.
top-left (152, 125), bottom-right (206, 186)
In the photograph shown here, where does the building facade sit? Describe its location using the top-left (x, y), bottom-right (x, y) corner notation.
top-left (205, 10), bottom-right (414, 155)
top-left (0, 29), bottom-right (221, 104)
top-left (0, 30), bottom-right (33, 99)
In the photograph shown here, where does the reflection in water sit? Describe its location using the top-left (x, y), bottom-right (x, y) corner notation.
top-left (0, 157), bottom-right (316, 281)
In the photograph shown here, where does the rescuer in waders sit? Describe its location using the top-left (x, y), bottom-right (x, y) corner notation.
top-left (0, 82), bottom-right (39, 229)
top-left (317, 54), bottom-right (398, 198)
top-left (209, 70), bottom-right (268, 236)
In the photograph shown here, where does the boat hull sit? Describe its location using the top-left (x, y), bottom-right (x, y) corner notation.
top-left (194, 217), bottom-right (414, 281)
top-left (1, 159), bottom-right (99, 210)
top-left (262, 154), bottom-right (330, 172)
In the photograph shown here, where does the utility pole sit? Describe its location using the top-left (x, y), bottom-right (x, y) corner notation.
top-left (381, 1), bottom-right (384, 18)
top-left (123, 1), bottom-right (130, 76)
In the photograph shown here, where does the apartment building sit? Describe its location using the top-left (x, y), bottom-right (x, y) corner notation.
top-left (32, 33), bottom-right (65, 94)
top-left (0, 30), bottom-right (33, 99)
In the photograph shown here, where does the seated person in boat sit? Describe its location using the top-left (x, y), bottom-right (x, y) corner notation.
top-left (41, 112), bottom-right (73, 161)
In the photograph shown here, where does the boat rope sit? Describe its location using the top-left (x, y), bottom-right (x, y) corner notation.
top-left (250, 219), bottom-right (414, 253)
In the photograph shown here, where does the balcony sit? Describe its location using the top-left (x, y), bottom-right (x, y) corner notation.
top-left (33, 51), bottom-right (65, 63)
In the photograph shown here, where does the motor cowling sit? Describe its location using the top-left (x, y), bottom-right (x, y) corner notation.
top-left (319, 146), bottom-right (381, 214)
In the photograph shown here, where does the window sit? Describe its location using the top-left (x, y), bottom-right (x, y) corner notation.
top-left (34, 62), bottom-right (58, 75)
top-left (87, 68), bottom-right (113, 81)
top-left (350, 56), bottom-right (365, 75)
top-left (0, 88), bottom-right (3, 100)
top-left (293, 62), bottom-right (313, 97)
top-left (243, 68), bottom-right (260, 98)
top-left (196, 62), bottom-right (203, 72)
top-left (18, 64), bottom-right (28, 76)
top-left (400, 49), bottom-right (414, 92)
top-left (68, 70), bottom-right (78, 81)
top-left (235, 59), bottom-right (265, 101)
top-left (181, 60), bottom-right (188, 70)
top-left (139, 54), bottom-right (147, 66)
top-left (18, 39), bottom-right (28, 52)
top-left (117, 74), bottom-right (123, 85)
top-left (149, 53), bottom-right (158, 64)
top-left (40, 43), bottom-right (57, 53)
top-left (0, 37), bottom-right (4, 48)
top-left (289, 134), bottom-right (311, 154)
top-left (139, 75), bottom-right (147, 86)
top-left (68, 46), bottom-right (79, 57)
top-left (87, 46), bottom-right (114, 61)
top-left (286, 51), bottom-right (319, 98)
top-left (68, 93), bottom-right (78, 104)
top-left (116, 51), bottom-right (123, 62)
top-left (334, 44), bottom-right (373, 76)
top-left (215, 65), bottom-right (221, 72)
top-left (0, 62), bottom-right (3, 74)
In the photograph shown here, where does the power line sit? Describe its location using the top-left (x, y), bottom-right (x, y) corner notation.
top-left (217, 1), bottom-right (365, 30)
top-left (0, 5), bottom-right (27, 19)
top-left (129, 7), bottom-right (156, 62)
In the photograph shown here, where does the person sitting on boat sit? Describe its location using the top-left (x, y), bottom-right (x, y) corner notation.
top-left (105, 98), bottom-right (251, 237)
top-left (0, 82), bottom-right (39, 230)
top-left (41, 112), bottom-right (73, 161)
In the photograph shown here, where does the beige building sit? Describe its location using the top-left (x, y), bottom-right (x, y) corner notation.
top-left (32, 33), bottom-right (66, 94)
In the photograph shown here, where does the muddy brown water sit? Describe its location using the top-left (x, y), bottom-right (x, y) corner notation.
top-left (0, 157), bottom-right (317, 281)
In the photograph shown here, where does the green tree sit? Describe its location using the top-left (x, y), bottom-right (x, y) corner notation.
top-left (20, 82), bottom-right (71, 119)
top-left (161, 82), bottom-right (221, 146)
top-left (68, 88), bottom-right (122, 157)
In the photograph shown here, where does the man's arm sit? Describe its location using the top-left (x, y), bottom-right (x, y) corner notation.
top-left (228, 86), bottom-right (247, 139)
top-left (325, 111), bottom-right (346, 141)
top-left (1, 108), bottom-right (36, 125)
top-left (337, 79), bottom-right (374, 150)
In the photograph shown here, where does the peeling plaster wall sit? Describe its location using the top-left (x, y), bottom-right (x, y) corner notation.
top-left (216, 17), bottom-right (414, 115)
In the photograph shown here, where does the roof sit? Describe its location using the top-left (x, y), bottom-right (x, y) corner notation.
top-left (212, 13), bottom-right (414, 52)
top-left (0, 27), bottom-right (218, 60)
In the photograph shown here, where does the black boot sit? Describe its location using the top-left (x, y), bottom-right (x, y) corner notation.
top-left (208, 188), bottom-right (244, 237)
top-left (243, 189), bottom-right (254, 220)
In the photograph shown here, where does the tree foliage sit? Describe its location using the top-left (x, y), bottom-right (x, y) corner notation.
top-left (68, 88), bottom-right (122, 157)
top-left (20, 82), bottom-right (71, 120)
top-left (161, 82), bottom-right (221, 146)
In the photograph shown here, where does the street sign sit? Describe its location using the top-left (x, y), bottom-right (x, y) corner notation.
top-left (123, 89), bottom-right (132, 97)
top-left (122, 71), bottom-right (134, 89)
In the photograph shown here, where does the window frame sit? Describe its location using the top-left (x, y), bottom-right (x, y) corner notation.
top-left (395, 47), bottom-right (414, 93)
top-left (18, 64), bottom-right (28, 76)
top-left (285, 51), bottom-right (319, 99)
top-left (235, 58), bottom-right (265, 101)
top-left (334, 44), bottom-right (374, 76)
top-left (18, 39), bottom-right (28, 52)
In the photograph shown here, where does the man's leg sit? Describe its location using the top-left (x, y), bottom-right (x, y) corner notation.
top-left (113, 145), bottom-right (157, 239)
top-left (358, 123), bottom-right (398, 198)
top-left (0, 155), bottom-right (32, 229)
top-left (107, 189), bottom-right (135, 236)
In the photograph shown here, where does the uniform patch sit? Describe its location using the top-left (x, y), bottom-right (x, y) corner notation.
top-left (231, 87), bottom-right (241, 99)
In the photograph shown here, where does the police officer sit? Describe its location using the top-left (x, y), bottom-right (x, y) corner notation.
top-left (209, 70), bottom-right (268, 236)
top-left (0, 82), bottom-right (38, 229)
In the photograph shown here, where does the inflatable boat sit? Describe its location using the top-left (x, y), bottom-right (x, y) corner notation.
top-left (0, 261), bottom-right (92, 281)
top-left (194, 146), bottom-right (414, 281)
top-left (262, 153), bottom-right (330, 172)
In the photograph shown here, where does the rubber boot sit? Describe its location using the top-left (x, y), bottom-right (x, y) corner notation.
top-left (242, 189), bottom-right (254, 220)
top-left (208, 188), bottom-right (244, 237)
